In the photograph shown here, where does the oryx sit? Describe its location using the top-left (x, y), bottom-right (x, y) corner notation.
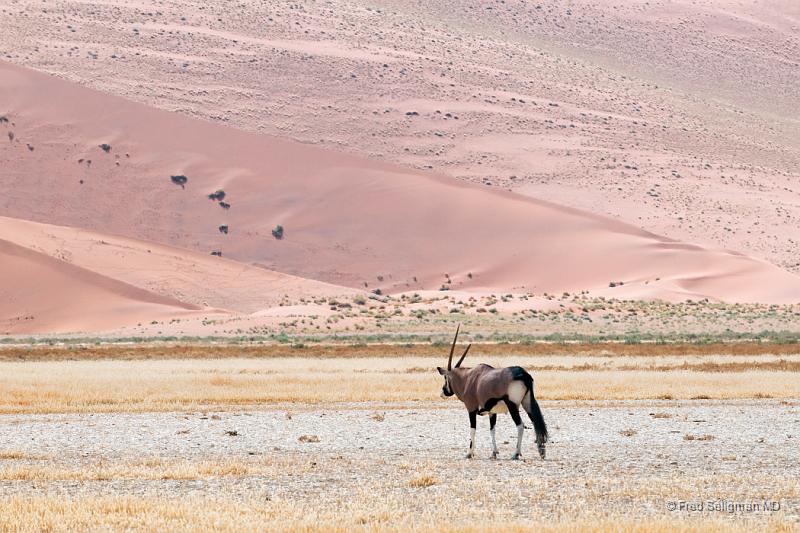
top-left (437, 325), bottom-right (548, 460)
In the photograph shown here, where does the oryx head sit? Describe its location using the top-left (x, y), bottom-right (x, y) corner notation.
top-left (436, 324), bottom-right (471, 398)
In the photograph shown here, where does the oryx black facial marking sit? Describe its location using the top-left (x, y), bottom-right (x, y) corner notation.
top-left (441, 374), bottom-right (454, 397)
top-left (437, 325), bottom-right (548, 460)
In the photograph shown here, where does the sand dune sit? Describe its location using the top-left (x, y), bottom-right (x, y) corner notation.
top-left (2, 60), bottom-right (800, 306)
top-left (0, 238), bottom-right (201, 334)
top-left (2, 0), bottom-right (798, 275)
top-left (0, 216), bottom-right (360, 317)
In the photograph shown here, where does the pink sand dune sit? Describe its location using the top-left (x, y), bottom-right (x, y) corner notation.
top-left (2, 61), bottom-right (800, 307)
top-left (0, 216), bottom-right (360, 322)
top-left (0, 238), bottom-right (201, 334)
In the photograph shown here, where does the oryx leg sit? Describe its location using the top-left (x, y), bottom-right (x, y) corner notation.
top-left (489, 414), bottom-right (498, 459)
top-left (505, 399), bottom-right (524, 459)
top-left (466, 410), bottom-right (477, 459)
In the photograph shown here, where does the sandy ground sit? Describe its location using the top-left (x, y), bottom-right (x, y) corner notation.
top-left (3, 61), bottom-right (800, 334)
top-left (1, 400), bottom-right (797, 529)
top-left (2, 0), bottom-right (798, 275)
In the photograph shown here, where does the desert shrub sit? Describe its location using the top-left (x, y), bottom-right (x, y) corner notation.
top-left (171, 175), bottom-right (188, 188)
top-left (272, 225), bottom-right (284, 239)
top-left (208, 189), bottom-right (226, 201)
top-left (219, 201), bottom-right (231, 209)
top-left (218, 225), bottom-right (229, 234)
top-left (99, 143), bottom-right (111, 153)
top-left (210, 250), bottom-right (222, 257)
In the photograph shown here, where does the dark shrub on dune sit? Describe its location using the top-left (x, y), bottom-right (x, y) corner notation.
top-left (171, 175), bottom-right (188, 188)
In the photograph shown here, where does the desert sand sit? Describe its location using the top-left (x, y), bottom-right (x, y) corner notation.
top-left (2, 60), bottom-right (800, 338)
top-left (1, 0), bottom-right (797, 274)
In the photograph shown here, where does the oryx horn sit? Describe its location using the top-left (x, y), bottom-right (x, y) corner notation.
top-left (447, 324), bottom-right (460, 370)
top-left (455, 343), bottom-right (471, 368)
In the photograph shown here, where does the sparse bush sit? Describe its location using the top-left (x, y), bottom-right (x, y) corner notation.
top-left (208, 189), bottom-right (226, 201)
top-left (171, 175), bottom-right (188, 188)
top-left (272, 225), bottom-right (284, 239)
top-left (218, 225), bottom-right (228, 234)
top-left (219, 201), bottom-right (231, 209)
top-left (210, 250), bottom-right (222, 257)
top-left (99, 143), bottom-right (111, 153)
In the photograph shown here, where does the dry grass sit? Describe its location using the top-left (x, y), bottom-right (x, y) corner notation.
top-left (1, 355), bottom-right (799, 413)
top-left (0, 495), bottom-right (791, 533)
top-left (619, 429), bottom-right (638, 437)
top-left (0, 438), bottom-right (795, 532)
top-left (3, 341), bottom-right (800, 362)
top-left (0, 457), bottom-right (313, 482)
top-left (0, 451), bottom-right (30, 460)
top-left (684, 434), bottom-right (715, 442)
top-left (408, 474), bottom-right (438, 488)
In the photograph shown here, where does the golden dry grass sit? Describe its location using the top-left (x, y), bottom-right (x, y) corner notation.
top-left (2, 341), bottom-right (800, 362)
top-left (1, 355), bottom-right (799, 413)
top-left (0, 441), bottom-right (795, 532)
top-left (0, 495), bottom-right (791, 533)
top-left (0, 456), bottom-right (314, 482)
top-left (408, 474), bottom-right (438, 488)
top-left (0, 450), bottom-right (30, 460)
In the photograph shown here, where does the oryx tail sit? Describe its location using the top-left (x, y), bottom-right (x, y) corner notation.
top-left (516, 367), bottom-right (548, 455)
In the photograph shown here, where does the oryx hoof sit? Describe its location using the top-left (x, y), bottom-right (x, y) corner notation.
top-left (538, 447), bottom-right (546, 460)
top-left (465, 452), bottom-right (474, 459)
top-left (511, 453), bottom-right (521, 460)
top-left (490, 451), bottom-right (498, 460)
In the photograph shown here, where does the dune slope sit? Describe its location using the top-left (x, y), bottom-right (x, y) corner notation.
top-left (0, 238), bottom-right (202, 334)
top-left (0, 216), bottom-right (360, 317)
top-left (1, 61), bottom-right (800, 304)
